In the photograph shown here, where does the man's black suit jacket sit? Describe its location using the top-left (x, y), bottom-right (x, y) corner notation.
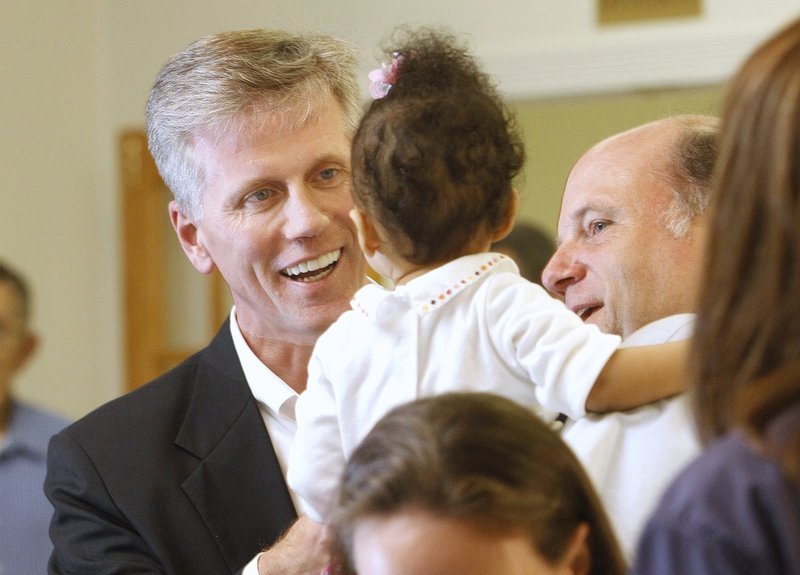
top-left (45, 320), bottom-right (298, 574)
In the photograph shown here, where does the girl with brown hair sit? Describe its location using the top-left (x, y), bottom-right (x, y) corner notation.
top-left (632, 17), bottom-right (800, 574)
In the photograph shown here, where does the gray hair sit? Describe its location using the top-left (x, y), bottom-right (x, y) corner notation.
top-left (145, 29), bottom-right (362, 220)
top-left (661, 115), bottom-right (719, 237)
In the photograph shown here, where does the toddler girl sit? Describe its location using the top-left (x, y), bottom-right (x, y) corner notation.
top-left (288, 27), bottom-right (685, 522)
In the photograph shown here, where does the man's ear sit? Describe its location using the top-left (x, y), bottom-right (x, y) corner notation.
top-left (12, 332), bottom-right (39, 373)
top-left (491, 189), bottom-right (519, 243)
top-left (349, 208), bottom-right (382, 257)
top-left (169, 201), bottom-right (215, 275)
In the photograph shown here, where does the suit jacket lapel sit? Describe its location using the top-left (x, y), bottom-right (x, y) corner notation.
top-left (176, 323), bottom-right (297, 572)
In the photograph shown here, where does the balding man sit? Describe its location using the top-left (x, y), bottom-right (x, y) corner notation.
top-left (543, 115), bottom-right (718, 558)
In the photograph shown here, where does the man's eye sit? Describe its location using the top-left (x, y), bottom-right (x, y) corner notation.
top-left (319, 168), bottom-right (337, 180)
top-left (317, 167), bottom-right (348, 187)
top-left (589, 221), bottom-right (608, 235)
top-left (246, 189), bottom-right (272, 203)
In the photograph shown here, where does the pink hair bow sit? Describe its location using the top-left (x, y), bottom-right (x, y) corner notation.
top-left (368, 52), bottom-right (403, 99)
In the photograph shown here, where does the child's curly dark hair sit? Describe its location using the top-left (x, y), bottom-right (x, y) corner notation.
top-left (351, 27), bottom-right (526, 265)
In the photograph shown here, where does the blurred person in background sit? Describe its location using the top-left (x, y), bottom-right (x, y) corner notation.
top-left (492, 220), bottom-right (555, 284)
top-left (0, 259), bottom-right (70, 575)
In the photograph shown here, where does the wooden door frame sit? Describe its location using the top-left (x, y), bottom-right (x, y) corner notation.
top-left (119, 130), bottom-right (227, 391)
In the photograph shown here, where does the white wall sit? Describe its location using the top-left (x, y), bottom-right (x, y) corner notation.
top-left (1, 0), bottom-right (112, 420)
top-left (2, 0), bottom-right (798, 420)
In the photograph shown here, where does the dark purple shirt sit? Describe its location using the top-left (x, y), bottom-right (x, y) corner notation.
top-left (631, 407), bottom-right (800, 575)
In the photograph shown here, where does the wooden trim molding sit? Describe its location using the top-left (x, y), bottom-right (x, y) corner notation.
top-left (119, 130), bottom-right (227, 391)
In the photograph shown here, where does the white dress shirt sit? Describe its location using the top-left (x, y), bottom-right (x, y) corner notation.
top-left (562, 313), bottom-right (701, 560)
top-left (230, 309), bottom-right (301, 575)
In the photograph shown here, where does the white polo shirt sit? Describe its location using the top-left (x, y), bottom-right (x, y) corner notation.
top-left (563, 313), bottom-right (701, 560)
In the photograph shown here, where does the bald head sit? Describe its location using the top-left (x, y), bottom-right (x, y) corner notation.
top-left (542, 115), bottom-right (718, 338)
top-left (591, 115), bottom-right (718, 236)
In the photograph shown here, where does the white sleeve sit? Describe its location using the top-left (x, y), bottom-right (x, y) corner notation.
top-left (487, 275), bottom-right (621, 419)
top-left (286, 333), bottom-right (347, 523)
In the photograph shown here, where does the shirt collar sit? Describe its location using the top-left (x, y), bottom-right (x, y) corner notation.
top-left (351, 253), bottom-right (517, 319)
top-left (0, 402), bottom-right (54, 460)
top-left (622, 313), bottom-right (696, 347)
top-left (228, 307), bottom-right (298, 421)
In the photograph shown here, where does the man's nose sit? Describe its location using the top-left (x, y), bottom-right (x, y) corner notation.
top-left (282, 186), bottom-right (331, 240)
top-left (541, 246), bottom-right (583, 297)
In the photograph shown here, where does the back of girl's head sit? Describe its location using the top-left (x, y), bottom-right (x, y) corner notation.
top-left (351, 27), bottom-right (525, 265)
top-left (333, 392), bottom-right (626, 575)
top-left (692, 17), bottom-right (800, 442)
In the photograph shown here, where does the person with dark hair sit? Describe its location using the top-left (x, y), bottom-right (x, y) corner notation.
top-left (541, 114), bottom-right (718, 557)
top-left (0, 260), bottom-right (69, 575)
top-left (632, 18), bottom-right (800, 574)
top-left (288, 27), bottom-right (687, 523)
top-left (492, 220), bottom-right (555, 284)
top-left (334, 392), bottom-right (627, 575)
top-left (44, 30), bottom-right (366, 575)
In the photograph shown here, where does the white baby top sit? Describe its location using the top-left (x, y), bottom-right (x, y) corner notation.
top-left (288, 252), bottom-right (621, 521)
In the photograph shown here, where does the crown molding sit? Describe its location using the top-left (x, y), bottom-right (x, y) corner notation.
top-left (484, 21), bottom-right (786, 100)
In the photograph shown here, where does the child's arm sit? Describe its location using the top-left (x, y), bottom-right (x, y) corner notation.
top-left (585, 339), bottom-right (689, 413)
top-left (287, 350), bottom-right (347, 523)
